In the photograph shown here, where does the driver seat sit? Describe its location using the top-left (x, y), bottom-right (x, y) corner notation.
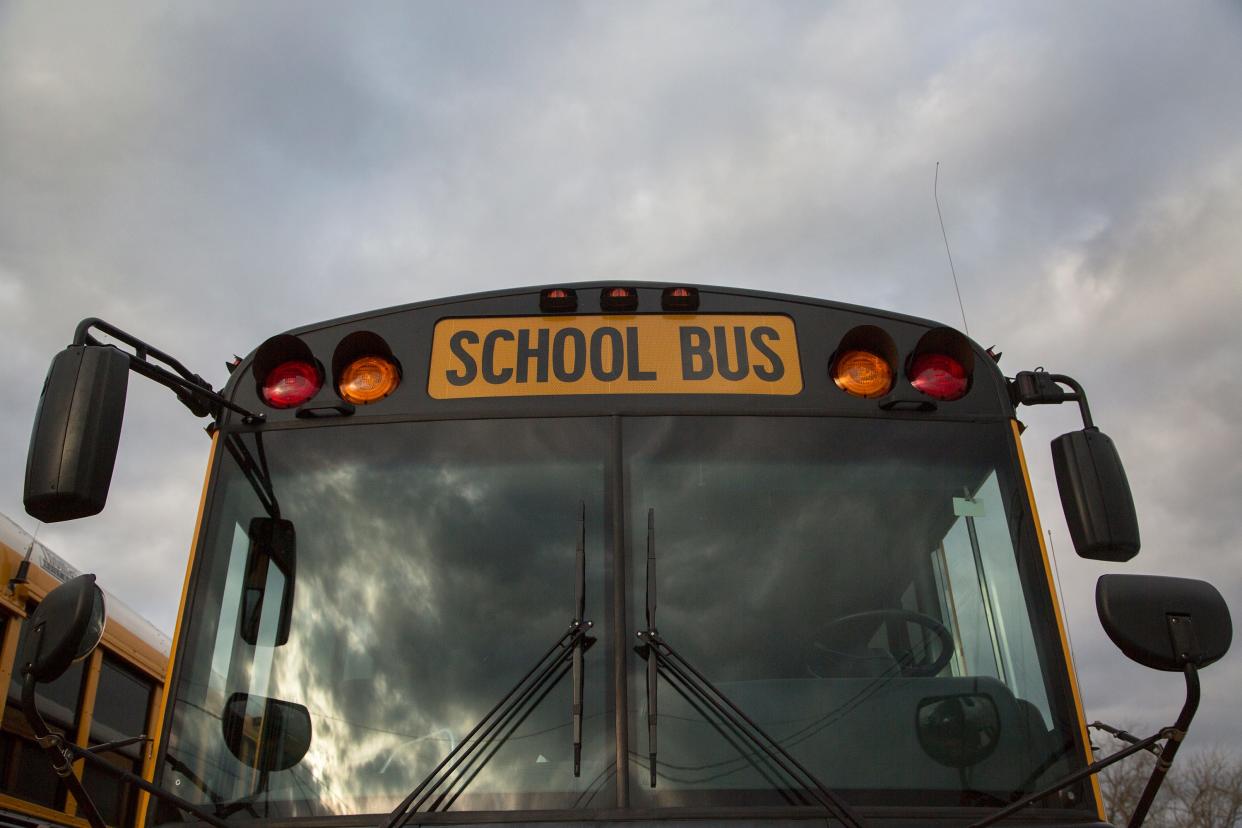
top-left (816, 645), bottom-right (901, 678)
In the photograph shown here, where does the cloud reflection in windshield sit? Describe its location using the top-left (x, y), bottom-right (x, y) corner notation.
top-left (163, 418), bottom-right (610, 818)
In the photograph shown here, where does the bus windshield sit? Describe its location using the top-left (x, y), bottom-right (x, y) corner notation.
top-left (160, 415), bottom-right (1083, 820)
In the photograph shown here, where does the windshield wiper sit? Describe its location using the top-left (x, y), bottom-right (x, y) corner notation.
top-left (643, 508), bottom-right (658, 788)
top-left (572, 500), bottom-right (588, 776)
top-left (382, 503), bottom-right (594, 828)
top-left (636, 508), bottom-right (866, 828)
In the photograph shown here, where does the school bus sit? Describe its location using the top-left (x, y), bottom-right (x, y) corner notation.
top-left (18, 283), bottom-right (1233, 828)
top-left (0, 514), bottom-right (168, 828)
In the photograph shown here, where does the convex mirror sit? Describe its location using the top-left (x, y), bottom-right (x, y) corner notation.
top-left (1097, 575), bottom-right (1232, 671)
top-left (222, 693), bottom-right (312, 772)
top-left (25, 346), bottom-right (129, 523)
top-left (20, 574), bottom-right (107, 683)
top-left (916, 693), bottom-right (1001, 768)
top-left (1052, 428), bottom-right (1140, 561)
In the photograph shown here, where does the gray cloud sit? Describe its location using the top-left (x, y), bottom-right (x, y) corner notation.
top-left (2, 0), bottom-right (1239, 762)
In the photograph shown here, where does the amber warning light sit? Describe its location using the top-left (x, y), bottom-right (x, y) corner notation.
top-left (339, 355), bottom-right (401, 404)
top-left (832, 350), bottom-right (893, 399)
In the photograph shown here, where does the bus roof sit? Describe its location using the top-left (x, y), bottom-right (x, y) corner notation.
top-left (0, 513), bottom-right (172, 658)
top-left (280, 281), bottom-right (953, 339)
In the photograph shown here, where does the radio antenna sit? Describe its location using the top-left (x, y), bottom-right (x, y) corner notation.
top-left (7, 523), bottom-right (38, 593)
top-left (1047, 529), bottom-right (1077, 658)
top-left (934, 162), bottom-right (970, 336)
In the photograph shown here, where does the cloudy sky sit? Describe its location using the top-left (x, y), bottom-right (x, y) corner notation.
top-left (2, 0), bottom-right (1240, 757)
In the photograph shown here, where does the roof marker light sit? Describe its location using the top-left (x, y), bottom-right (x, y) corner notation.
top-left (540, 288), bottom-right (578, 313)
top-left (661, 286), bottom-right (700, 311)
top-left (600, 286), bottom-right (638, 312)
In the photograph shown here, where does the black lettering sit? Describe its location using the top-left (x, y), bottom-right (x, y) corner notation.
top-left (680, 326), bottom-right (713, 380)
top-left (552, 328), bottom-right (586, 382)
top-left (625, 327), bottom-right (656, 381)
top-left (482, 329), bottom-right (514, 384)
top-left (446, 331), bottom-right (479, 386)
top-left (590, 327), bottom-right (624, 382)
top-left (515, 328), bottom-right (550, 383)
top-left (714, 326), bottom-right (749, 381)
top-left (750, 326), bottom-right (784, 381)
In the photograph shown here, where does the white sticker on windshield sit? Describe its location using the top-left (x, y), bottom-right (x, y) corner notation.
top-left (953, 497), bottom-right (985, 518)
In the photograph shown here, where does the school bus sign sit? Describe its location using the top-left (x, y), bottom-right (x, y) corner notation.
top-left (428, 315), bottom-right (802, 398)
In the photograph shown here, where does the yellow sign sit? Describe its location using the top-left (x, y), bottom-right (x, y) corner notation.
top-left (428, 315), bottom-right (802, 399)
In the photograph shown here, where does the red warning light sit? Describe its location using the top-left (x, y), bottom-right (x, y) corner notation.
top-left (910, 353), bottom-right (969, 400)
top-left (262, 360), bottom-right (321, 408)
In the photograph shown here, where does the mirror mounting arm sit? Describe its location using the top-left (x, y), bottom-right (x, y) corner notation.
top-left (21, 673), bottom-right (109, 828)
top-left (1011, 369), bottom-right (1095, 429)
top-left (73, 317), bottom-right (263, 425)
top-left (1126, 662), bottom-right (1201, 827)
top-left (970, 661), bottom-right (1201, 828)
top-left (22, 671), bottom-right (231, 828)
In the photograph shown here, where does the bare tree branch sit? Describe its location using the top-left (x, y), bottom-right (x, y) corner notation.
top-left (1097, 732), bottom-right (1242, 827)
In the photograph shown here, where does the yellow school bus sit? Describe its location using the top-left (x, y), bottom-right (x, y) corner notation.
top-left (17, 284), bottom-right (1233, 828)
top-left (0, 515), bottom-right (168, 828)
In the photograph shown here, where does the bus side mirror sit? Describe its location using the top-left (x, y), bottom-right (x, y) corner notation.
top-left (916, 692), bottom-right (1001, 768)
top-left (25, 346), bottom-right (130, 523)
top-left (978, 577), bottom-right (1231, 826)
top-left (1097, 575), bottom-right (1231, 671)
top-left (19, 574), bottom-right (107, 683)
top-left (222, 693), bottom-right (311, 772)
top-left (240, 518), bottom-right (296, 646)
top-left (1051, 428), bottom-right (1140, 561)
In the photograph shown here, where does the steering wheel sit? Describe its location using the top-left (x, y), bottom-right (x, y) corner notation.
top-left (806, 609), bottom-right (955, 678)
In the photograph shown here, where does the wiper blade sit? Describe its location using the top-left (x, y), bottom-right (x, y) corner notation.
top-left (573, 501), bottom-right (587, 776)
top-left (637, 508), bottom-right (865, 828)
top-left (644, 508), bottom-right (658, 788)
top-left (640, 631), bottom-right (865, 827)
top-left (383, 503), bottom-right (594, 828)
top-left (383, 621), bottom-right (585, 824)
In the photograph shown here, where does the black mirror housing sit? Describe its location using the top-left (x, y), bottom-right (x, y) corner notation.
top-left (1097, 574), bottom-right (1232, 671)
top-left (240, 518), bottom-right (296, 646)
top-left (1051, 428), bottom-right (1140, 561)
top-left (19, 574), bottom-right (107, 683)
top-left (25, 346), bottom-right (130, 523)
top-left (222, 693), bottom-right (312, 772)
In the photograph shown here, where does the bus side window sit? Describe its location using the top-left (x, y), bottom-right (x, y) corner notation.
top-left (0, 609), bottom-right (88, 812)
top-left (81, 654), bottom-right (157, 828)
top-left (932, 472), bottom-right (1052, 723)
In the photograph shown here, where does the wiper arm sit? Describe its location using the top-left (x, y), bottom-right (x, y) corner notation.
top-left (383, 622), bottom-right (584, 825)
top-left (383, 503), bottom-right (594, 828)
top-left (636, 509), bottom-right (866, 828)
top-left (572, 500), bottom-right (589, 776)
top-left (639, 631), bottom-right (865, 827)
top-left (643, 508), bottom-right (658, 788)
